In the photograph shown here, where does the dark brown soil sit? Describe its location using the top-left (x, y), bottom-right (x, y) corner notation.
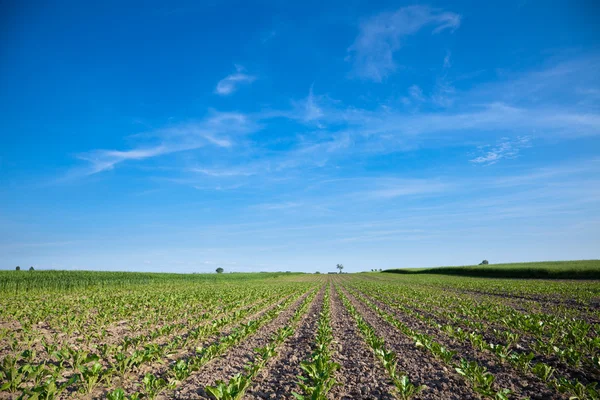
top-left (244, 285), bottom-right (326, 399)
top-left (329, 282), bottom-right (396, 400)
top-left (3, 276), bottom-right (597, 400)
top-left (167, 290), bottom-right (315, 399)
top-left (112, 292), bottom-right (301, 399)
top-left (371, 288), bottom-right (600, 386)
top-left (343, 285), bottom-right (561, 400)
top-left (335, 282), bottom-right (481, 400)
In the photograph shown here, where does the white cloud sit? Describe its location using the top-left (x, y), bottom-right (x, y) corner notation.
top-left (262, 30), bottom-right (277, 44)
top-left (77, 146), bottom-right (169, 174)
top-left (491, 158), bottom-right (600, 186)
top-left (190, 167), bottom-right (255, 177)
top-left (409, 85), bottom-right (425, 102)
top-left (68, 56), bottom-right (600, 184)
top-left (347, 6), bottom-right (461, 81)
top-left (401, 84), bottom-right (426, 107)
top-left (366, 101), bottom-right (597, 137)
top-left (74, 111), bottom-right (259, 176)
top-left (251, 202), bottom-right (302, 211)
top-left (215, 65), bottom-right (256, 95)
top-left (304, 86), bottom-right (324, 122)
top-left (469, 55), bottom-right (600, 109)
top-left (443, 51), bottom-right (452, 69)
top-left (360, 178), bottom-right (451, 199)
top-left (470, 136), bottom-right (531, 165)
top-left (431, 77), bottom-right (456, 107)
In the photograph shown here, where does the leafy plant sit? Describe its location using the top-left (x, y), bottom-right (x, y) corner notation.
top-left (206, 373), bottom-right (252, 399)
top-left (107, 388), bottom-right (126, 400)
top-left (142, 373), bottom-right (171, 400)
top-left (79, 362), bottom-right (104, 394)
top-left (532, 363), bottom-right (555, 382)
top-left (27, 374), bottom-right (79, 400)
top-left (455, 359), bottom-right (495, 397)
top-left (392, 375), bottom-right (425, 400)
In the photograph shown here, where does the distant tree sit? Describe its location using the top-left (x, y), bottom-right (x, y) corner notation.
top-left (29, 266), bottom-right (34, 271)
top-left (379, 269), bottom-right (382, 272)
top-left (479, 260), bottom-right (489, 265)
top-left (15, 266), bottom-right (20, 271)
top-left (315, 271), bottom-right (320, 274)
top-left (216, 267), bottom-right (224, 274)
top-left (336, 263), bottom-right (344, 274)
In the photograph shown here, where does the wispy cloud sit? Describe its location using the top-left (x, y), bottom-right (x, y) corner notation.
top-left (285, 85), bottom-right (326, 128)
top-left (443, 51), bottom-right (452, 69)
top-left (431, 76), bottom-right (456, 108)
top-left (73, 111), bottom-right (259, 176)
top-left (215, 65), bottom-right (256, 95)
top-left (303, 85), bottom-right (324, 122)
top-left (261, 30), bottom-right (277, 44)
top-left (189, 167), bottom-right (255, 177)
top-left (469, 55), bottom-right (600, 109)
top-left (251, 201), bottom-right (303, 211)
top-left (470, 136), bottom-right (532, 165)
top-left (356, 178), bottom-right (452, 200)
top-left (490, 158), bottom-right (600, 186)
top-left (77, 146), bottom-right (168, 174)
top-left (402, 84), bottom-right (425, 106)
top-left (330, 102), bottom-right (599, 147)
top-left (67, 55), bottom-right (600, 186)
top-left (347, 5), bottom-right (461, 81)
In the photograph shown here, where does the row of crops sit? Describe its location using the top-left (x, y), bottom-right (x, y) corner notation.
top-left (1, 271), bottom-right (598, 399)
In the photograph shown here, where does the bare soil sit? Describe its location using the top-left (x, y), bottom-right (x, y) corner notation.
top-left (336, 283), bottom-right (481, 400)
top-left (244, 285), bottom-right (326, 399)
top-left (167, 290), bottom-right (314, 399)
top-left (344, 285), bottom-right (561, 400)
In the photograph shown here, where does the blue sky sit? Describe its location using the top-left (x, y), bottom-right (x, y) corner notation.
top-left (1, 0), bottom-right (599, 273)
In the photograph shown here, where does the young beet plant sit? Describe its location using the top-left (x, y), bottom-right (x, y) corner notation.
top-left (0, 355), bottom-right (23, 393)
top-left (205, 373), bottom-right (252, 400)
top-left (26, 374), bottom-right (79, 400)
top-left (344, 285), bottom-right (519, 400)
top-left (142, 373), bottom-right (174, 400)
top-left (455, 359), bottom-right (512, 399)
top-left (205, 290), bottom-right (317, 400)
top-left (79, 362), bottom-right (104, 394)
top-left (294, 290), bottom-right (340, 400)
top-left (107, 388), bottom-right (143, 400)
top-left (337, 288), bottom-right (424, 400)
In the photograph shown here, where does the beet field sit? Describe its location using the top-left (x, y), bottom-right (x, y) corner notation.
top-left (1, 268), bottom-right (599, 399)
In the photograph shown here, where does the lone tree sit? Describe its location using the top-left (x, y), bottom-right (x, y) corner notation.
top-left (15, 266), bottom-right (20, 271)
top-left (479, 260), bottom-right (489, 265)
top-left (336, 263), bottom-right (344, 274)
top-left (29, 266), bottom-right (34, 271)
top-left (216, 267), bottom-right (224, 274)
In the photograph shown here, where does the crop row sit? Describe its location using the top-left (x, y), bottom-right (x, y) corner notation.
top-left (204, 285), bottom-right (321, 399)
top-left (346, 281), bottom-right (599, 399)
top-left (347, 277), bottom-right (599, 372)
top-left (336, 285), bottom-right (427, 399)
top-left (293, 285), bottom-right (339, 400)
top-left (338, 283), bottom-right (513, 399)
top-left (1, 281), bottom-right (317, 399)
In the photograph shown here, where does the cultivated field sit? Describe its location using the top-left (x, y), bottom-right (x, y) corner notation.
top-left (1, 270), bottom-right (599, 399)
